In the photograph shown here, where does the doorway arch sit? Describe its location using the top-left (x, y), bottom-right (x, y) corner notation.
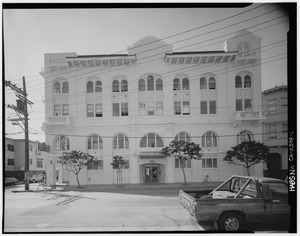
top-left (140, 163), bottom-right (165, 183)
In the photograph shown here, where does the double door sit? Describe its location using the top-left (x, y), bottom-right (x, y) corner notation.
top-left (145, 167), bottom-right (158, 183)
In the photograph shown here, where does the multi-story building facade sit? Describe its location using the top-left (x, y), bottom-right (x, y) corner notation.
top-left (4, 138), bottom-right (46, 180)
top-left (41, 29), bottom-right (266, 186)
top-left (262, 85), bottom-right (288, 180)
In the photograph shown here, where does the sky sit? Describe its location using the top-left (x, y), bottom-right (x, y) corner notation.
top-left (3, 3), bottom-right (290, 143)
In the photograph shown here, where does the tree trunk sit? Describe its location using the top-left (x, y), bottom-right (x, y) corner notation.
top-left (180, 160), bottom-right (187, 185)
top-left (76, 174), bottom-right (81, 188)
top-left (246, 167), bottom-right (251, 176)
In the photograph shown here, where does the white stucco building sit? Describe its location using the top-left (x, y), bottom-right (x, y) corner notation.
top-left (41, 29), bottom-right (266, 186)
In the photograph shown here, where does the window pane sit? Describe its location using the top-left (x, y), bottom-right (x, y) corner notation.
top-left (235, 76), bottom-right (242, 88)
top-left (92, 135), bottom-right (98, 149)
top-left (244, 99), bottom-right (252, 110)
top-left (147, 75), bottom-right (154, 91)
top-left (156, 135), bottom-right (163, 147)
top-left (183, 101), bottom-right (190, 115)
top-left (95, 104), bottom-right (102, 117)
top-left (54, 105), bottom-right (61, 116)
top-left (87, 81), bottom-right (93, 93)
top-left (87, 104), bottom-right (94, 117)
top-left (200, 78), bottom-right (207, 90)
top-left (121, 103), bottom-right (128, 116)
top-left (174, 102), bottom-right (181, 115)
top-left (88, 137), bottom-right (92, 149)
top-left (148, 133), bottom-right (155, 147)
top-left (62, 104), bottom-right (69, 116)
top-left (140, 136), bottom-right (147, 147)
top-left (244, 75), bottom-right (251, 88)
top-left (54, 82), bottom-right (61, 94)
top-left (121, 80), bottom-right (128, 92)
top-left (112, 80), bottom-right (119, 92)
top-left (156, 102), bottom-right (163, 115)
top-left (209, 77), bottom-right (216, 90)
top-left (175, 159), bottom-right (179, 168)
top-left (187, 159), bottom-right (191, 168)
top-left (268, 99), bottom-right (277, 114)
top-left (147, 102), bottom-right (155, 116)
top-left (113, 136), bottom-right (118, 149)
top-left (281, 97), bottom-right (287, 111)
top-left (207, 159), bottom-right (212, 168)
top-left (236, 99), bottom-right (243, 111)
top-left (95, 81), bottom-right (102, 93)
top-left (139, 102), bottom-right (146, 116)
top-left (182, 78), bottom-right (189, 90)
top-left (113, 103), bottom-right (120, 116)
top-left (201, 101), bottom-right (207, 114)
top-left (125, 136), bottom-right (129, 149)
top-left (173, 78), bottom-right (180, 91)
top-left (139, 79), bottom-right (145, 91)
top-left (209, 101), bottom-right (216, 114)
top-left (156, 79), bottom-right (163, 91)
top-left (269, 124), bottom-right (277, 139)
top-left (213, 158), bottom-right (218, 168)
top-left (62, 81), bottom-right (69, 93)
top-left (118, 134), bottom-right (124, 149)
top-left (202, 159), bottom-right (206, 168)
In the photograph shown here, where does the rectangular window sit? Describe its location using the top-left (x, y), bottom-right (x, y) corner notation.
top-left (175, 159), bottom-right (191, 168)
top-left (7, 144), bottom-right (14, 152)
top-left (209, 101), bottom-right (216, 114)
top-left (174, 102), bottom-right (181, 115)
top-left (182, 101), bottom-right (190, 115)
top-left (201, 101), bottom-right (208, 114)
top-left (244, 99), bottom-right (252, 110)
top-left (36, 159), bottom-right (43, 168)
top-left (95, 104), bottom-right (102, 117)
top-left (202, 158), bottom-right (218, 168)
top-left (147, 102), bottom-right (155, 116)
top-left (87, 160), bottom-right (103, 170)
top-left (269, 124), bottom-right (277, 139)
top-left (236, 99), bottom-right (243, 111)
top-left (268, 99), bottom-right (277, 114)
top-left (156, 102), bottom-right (163, 115)
top-left (87, 104), bottom-right (94, 117)
top-left (121, 103), bottom-right (128, 116)
top-left (30, 145), bottom-right (33, 151)
top-left (62, 104), bottom-right (69, 116)
top-left (54, 105), bottom-right (61, 116)
top-left (113, 103), bottom-right (120, 116)
top-left (281, 97), bottom-right (287, 111)
top-left (139, 103), bottom-right (146, 116)
top-left (8, 159), bottom-right (14, 166)
top-left (29, 159), bottom-right (33, 165)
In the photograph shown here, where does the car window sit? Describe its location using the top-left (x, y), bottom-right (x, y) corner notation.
top-left (269, 183), bottom-right (288, 204)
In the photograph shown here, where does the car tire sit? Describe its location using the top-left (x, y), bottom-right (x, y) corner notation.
top-left (217, 212), bottom-right (244, 231)
top-left (32, 179), bottom-right (35, 183)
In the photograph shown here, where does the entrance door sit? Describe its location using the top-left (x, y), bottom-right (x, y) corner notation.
top-left (145, 167), bottom-right (158, 183)
top-left (267, 153), bottom-right (282, 179)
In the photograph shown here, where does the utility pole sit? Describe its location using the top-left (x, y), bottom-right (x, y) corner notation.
top-left (5, 76), bottom-right (33, 191)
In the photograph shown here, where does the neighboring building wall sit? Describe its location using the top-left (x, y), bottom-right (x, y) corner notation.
top-left (41, 30), bottom-right (265, 186)
top-left (262, 85), bottom-right (288, 180)
top-left (5, 138), bottom-right (15, 171)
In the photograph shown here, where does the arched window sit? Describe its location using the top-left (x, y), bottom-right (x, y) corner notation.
top-left (139, 79), bottom-right (145, 91)
top-left (235, 76), bottom-right (242, 88)
top-left (112, 80), bottom-right (119, 92)
top-left (140, 133), bottom-right (164, 148)
top-left (55, 135), bottom-right (70, 151)
top-left (237, 130), bottom-right (253, 144)
top-left (156, 79), bottom-right (163, 91)
top-left (95, 81), bottom-right (102, 93)
top-left (202, 131), bottom-right (218, 148)
top-left (121, 80), bottom-right (128, 92)
top-left (54, 82), bottom-right (61, 94)
top-left (244, 45), bottom-right (250, 56)
top-left (173, 78), bottom-right (180, 91)
top-left (182, 78), bottom-right (189, 90)
top-left (244, 75), bottom-right (251, 88)
top-left (87, 135), bottom-right (103, 150)
top-left (62, 81), bottom-right (69, 94)
top-left (147, 75), bottom-right (154, 91)
top-left (175, 132), bottom-right (191, 143)
top-left (87, 81), bottom-right (93, 93)
top-left (200, 77), bottom-right (207, 90)
top-left (113, 133), bottom-right (129, 149)
top-left (209, 77), bottom-right (216, 90)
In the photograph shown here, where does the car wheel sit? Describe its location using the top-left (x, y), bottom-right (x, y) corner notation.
top-left (217, 212), bottom-right (244, 231)
top-left (32, 179), bottom-right (35, 183)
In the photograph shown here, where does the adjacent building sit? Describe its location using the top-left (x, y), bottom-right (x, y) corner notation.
top-left (41, 29), bottom-right (266, 186)
top-left (262, 85), bottom-right (288, 180)
top-left (4, 138), bottom-right (46, 180)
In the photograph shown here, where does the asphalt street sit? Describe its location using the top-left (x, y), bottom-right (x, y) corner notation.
top-left (4, 183), bottom-right (290, 233)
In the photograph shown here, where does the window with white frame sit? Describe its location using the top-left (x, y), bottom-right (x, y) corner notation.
top-left (8, 159), bottom-right (14, 166)
top-left (113, 103), bottom-right (128, 117)
top-left (202, 158), bottom-right (218, 168)
top-left (140, 133), bottom-right (164, 148)
top-left (113, 133), bottom-right (129, 149)
top-left (202, 131), bottom-right (218, 148)
top-left (139, 75), bottom-right (163, 92)
top-left (281, 97), bottom-right (287, 111)
top-left (87, 80), bottom-right (102, 93)
top-left (201, 100), bottom-right (216, 114)
top-left (87, 104), bottom-right (102, 117)
top-left (200, 74), bottom-right (217, 90)
top-left (236, 99), bottom-right (252, 111)
top-left (237, 130), bottom-right (253, 144)
top-left (174, 101), bottom-right (190, 115)
top-left (7, 144), bottom-right (14, 152)
top-left (87, 135), bottom-right (103, 150)
top-left (175, 132), bottom-right (191, 143)
top-left (36, 158), bottom-right (43, 168)
top-left (173, 77), bottom-right (189, 91)
top-left (235, 72), bottom-right (252, 88)
top-left (54, 104), bottom-right (69, 116)
top-left (87, 160), bottom-right (103, 170)
top-left (269, 124), bottom-right (277, 139)
top-left (53, 80), bottom-right (69, 94)
top-left (55, 135), bottom-right (70, 151)
top-left (268, 99), bottom-right (277, 114)
top-left (175, 159), bottom-right (191, 168)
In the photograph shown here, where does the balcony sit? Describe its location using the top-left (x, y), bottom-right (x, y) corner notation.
top-left (234, 50), bottom-right (259, 65)
top-left (233, 111), bottom-right (266, 127)
top-left (42, 116), bottom-right (72, 132)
